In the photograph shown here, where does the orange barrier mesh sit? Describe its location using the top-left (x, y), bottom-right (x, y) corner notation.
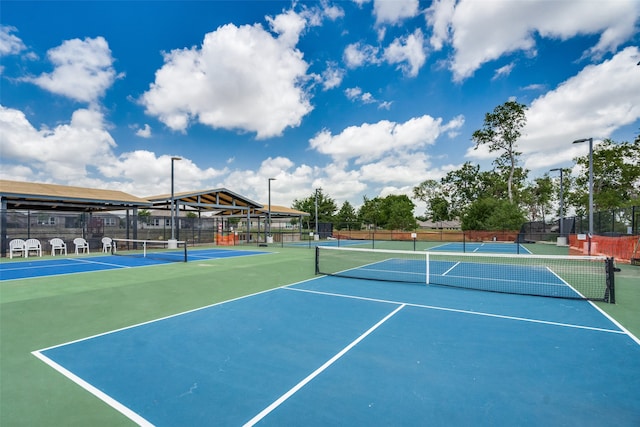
top-left (333, 230), bottom-right (518, 242)
top-left (568, 234), bottom-right (639, 263)
top-left (215, 234), bottom-right (238, 246)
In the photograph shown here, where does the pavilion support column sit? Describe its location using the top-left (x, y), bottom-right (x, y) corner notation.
top-left (0, 197), bottom-right (7, 258)
top-left (175, 202), bottom-right (180, 242)
top-left (133, 208), bottom-right (138, 240)
top-left (246, 209), bottom-right (251, 244)
top-left (126, 209), bottom-right (130, 239)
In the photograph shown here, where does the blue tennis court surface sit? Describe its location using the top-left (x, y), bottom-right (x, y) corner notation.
top-left (0, 248), bottom-right (269, 281)
top-left (429, 241), bottom-right (531, 253)
top-left (285, 239), bottom-right (371, 248)
top-left (346, 257), bottom-right (585, 298)
top-left (34, 274), bottom-right (640, 426)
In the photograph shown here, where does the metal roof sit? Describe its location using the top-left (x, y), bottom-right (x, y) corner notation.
top-left (254, 204), bottom-right (310, 217)
top-left (0, 179), bottom-right (152, 211)
top-left (0, 180), bottom-right (310, 218)
top-left (146, 188), bottom-right (263, 216)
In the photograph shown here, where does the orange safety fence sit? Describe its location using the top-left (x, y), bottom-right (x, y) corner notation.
top-left (333, 230), bottom-right (519, 242)
top-left (568, 234), bottom-right (639, 263)
top-left (215, 234), bottom-right (238, 246)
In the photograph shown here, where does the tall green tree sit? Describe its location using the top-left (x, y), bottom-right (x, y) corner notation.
top-left (334, 200), bottom-right (359, 230)
top-left (358, 196), bottom-right (384, 229)
top-left (412, 179), bottom-right (451, 222)
top-left (521, 175), bottom-right (554, 222)
top-left (439, 162), bottom-right (483, 218)
top-left (471, 100), bottom-right (528, 203)
top-left (461, 198), bottom-right (525, 231)
top-left (381, 195), bottom-right (418, 230)
top-left (291, 188), bottom-right (337, 229)
top-left (568, 138), bottom-right (640, 212)
top-left (359, 195), bottom-right (418, 230)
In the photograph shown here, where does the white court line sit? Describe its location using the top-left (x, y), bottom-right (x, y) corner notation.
top-left (284, 286), bottom-right (626, 335)
top-left (188, 251), bottom-right (270, 260)
top-left (426, 243), bottom-right (451, 251)
top-left (31, 351), bottom-right (153, 426)
top-left (519, 244), bottom-right (533, 254)
top-left (243, 304), bottom-right (406, 427)
top-left (441, 261), bottom-right (460, 276)
top-left (34, 277), bottom-right (322, 352)
top-left (68, 257), bottom-right (132, 268)
top-left (0, 257), bottom-right (129, 282)
top-left (0, 261), bottom-right (79, 272)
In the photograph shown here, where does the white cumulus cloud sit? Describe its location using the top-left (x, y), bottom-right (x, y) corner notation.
top-left (373, 0), bottom-right (420, 25)
top-left (0, 106), bottom-right (117, 181)
top-left (22, 36), bottom-right (120, 104)
top-left (427, 0), bottom-right (640, 81)
top-left (309, 114), bottom-right (463, 164)
top-left (0, 25), bottom-right (26, 56)
top-left (383, 28), bottom-right (426, 77)
top-left (140, 15), bottom-right (314, 139)
top-left (465, 47), bottom-right (640, 170)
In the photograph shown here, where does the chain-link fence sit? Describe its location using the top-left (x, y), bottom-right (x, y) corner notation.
top-left (1, 209), bottom-right (308, 254)
top-left (519, 206), bottom-right (639, 243)
top-left (573, 206), bottom-right (639, 236)
top-left (4, 206), bottom-right (638, 255)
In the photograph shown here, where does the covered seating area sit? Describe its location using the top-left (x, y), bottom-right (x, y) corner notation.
top-left (146, 189), bottom-right (308, 245)
top-left (0, 179), bottom-right (153, 258)
top-left (1, 180), bottom-right (311, 257)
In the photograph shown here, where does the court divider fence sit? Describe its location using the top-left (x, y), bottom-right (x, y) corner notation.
top-left (3, 207), bottom-right (638, 263)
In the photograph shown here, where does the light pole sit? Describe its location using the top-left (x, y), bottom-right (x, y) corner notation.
top-left (550, 168), bottom-right (565, 238)
top-left (170, 156), bottom-right (182, 243)
top-left (572, 137), bottom-right (593, 254)
top-left (314, 189), bottom-right (319, 238)
top-left (267, 178), bottom-right (276, 242)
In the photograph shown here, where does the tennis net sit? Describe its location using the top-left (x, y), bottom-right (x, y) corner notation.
top-left (112, 238), bottom-right (188, 263)
top-left (315, 246), bottom-right (615, 303)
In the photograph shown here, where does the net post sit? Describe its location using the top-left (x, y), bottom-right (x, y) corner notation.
top-left (315, 246), bottom-right (320, 275)
top-left (142, 241), bottom-right (147, 258)
top-left (425, 251), bottom-right (430, 285)
top-left (183, 241), bottom-right (187, 262)
top-left (605, 257), bottom-right (616, 304)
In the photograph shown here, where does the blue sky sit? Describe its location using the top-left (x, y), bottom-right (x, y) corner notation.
top-left (1, 0), bottom-right (639, 214)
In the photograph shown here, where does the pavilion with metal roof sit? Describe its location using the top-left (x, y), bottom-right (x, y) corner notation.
top-left (0, 179), bottom-right (153, 257)
top-left (146, 189), bottom-right (309, 241)
top-left (1, 180), bottom-right (311, 255)
top-left (146, 188), bottom-right (263, 216)
top-left (0, 179), bottom-right (152, 212)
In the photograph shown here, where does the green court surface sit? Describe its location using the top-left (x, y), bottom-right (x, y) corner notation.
top-left (1, 244), bottom-right (638, 426)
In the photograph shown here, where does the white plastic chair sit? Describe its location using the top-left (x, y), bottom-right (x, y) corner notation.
top-left (74, 237), bottom-right (90, 254)
top-left (9, 239), bottom-right (26, 259)
top-left (102, 237), bottom-right (114, 253)
top-left (25, 239), bottom-right (42, 257)
top-left (50, 238), bottom-right (67, 256)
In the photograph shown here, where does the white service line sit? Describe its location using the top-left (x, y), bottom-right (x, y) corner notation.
top-left (243, 303), bottom-right (406, 426)
top-left (69, 257), bottom-right (131, 268)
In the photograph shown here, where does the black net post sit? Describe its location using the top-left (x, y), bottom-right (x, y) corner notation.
top-left (605, 257), bottom-right (617, 304)
top-left (315, 246), bottom-right (320, 274)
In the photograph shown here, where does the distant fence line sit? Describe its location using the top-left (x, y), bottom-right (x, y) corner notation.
top-left (3, 206), bottom-right (638, 262)
top-left (1, 210), bottom-right (300, 253)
